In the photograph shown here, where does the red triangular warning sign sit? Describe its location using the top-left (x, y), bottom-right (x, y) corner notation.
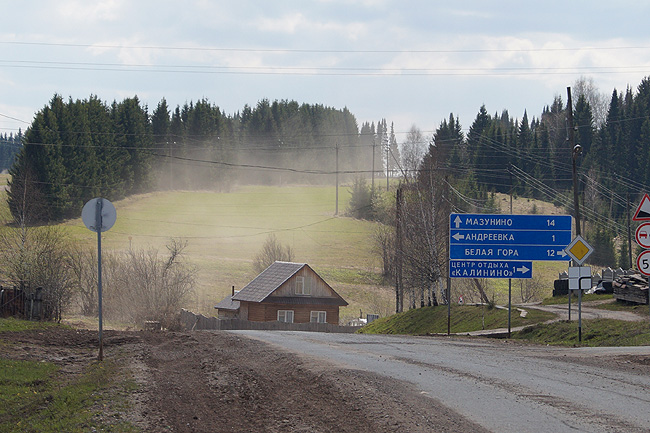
top-left (633, 193), bottom-right (650, 221)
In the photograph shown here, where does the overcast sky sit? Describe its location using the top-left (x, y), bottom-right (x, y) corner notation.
top-left (2, 1), bottom-right (650, 142)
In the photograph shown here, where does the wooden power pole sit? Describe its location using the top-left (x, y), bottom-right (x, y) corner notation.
top-left (395, 186), bottom-right (403, 313)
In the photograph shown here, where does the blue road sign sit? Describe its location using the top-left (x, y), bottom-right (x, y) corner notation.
top-left (450, 229), bottom-right (571, 246)
top-left (450, 244), bottom-right (569, 261)
top-left (449, 213), bottom-right (572, 262)
top-left (450, 260), bottom-right (533, 279)
top-left (450, 213), bottom-right (572, 231)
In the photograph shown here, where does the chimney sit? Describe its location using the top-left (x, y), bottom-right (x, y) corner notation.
top-left (232, 285), bottom-right (235, 297)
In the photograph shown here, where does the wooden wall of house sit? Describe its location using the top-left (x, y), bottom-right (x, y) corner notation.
top-left (239, 302), bottom-right (249, 320)
top-left (270, 267), bottom-right (337, 298)
top-left (246, 302), bottom-right (340, 325)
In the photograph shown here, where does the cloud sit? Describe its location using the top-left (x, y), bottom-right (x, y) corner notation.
top-left (55, 0), bottom-right (125, 23)
top-left (253, 13), bottom-right (368, 41)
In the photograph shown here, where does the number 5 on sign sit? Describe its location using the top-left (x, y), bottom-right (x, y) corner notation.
top-left (636, 250), bottom-right (650, 276)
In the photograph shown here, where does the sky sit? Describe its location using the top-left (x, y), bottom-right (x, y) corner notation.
top-left (2, 0), bottom-right (650, 143)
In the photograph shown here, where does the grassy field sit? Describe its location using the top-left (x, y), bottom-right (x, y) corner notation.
top-left (358, 304), bottom-right (556, 335)
top-left (0, 182), bottom-right (586, 324)
top-left (58, 185), bottom-right (391, 322)
top-left (512, 319), bottom-right (650, 346)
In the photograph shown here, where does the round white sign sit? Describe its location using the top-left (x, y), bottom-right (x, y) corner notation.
top-left (637, 250), bottom-right (650, 276)
top-left (82, 198), bottom-right (117, 233)
top-left (635, 222), bottom-right (650, 249)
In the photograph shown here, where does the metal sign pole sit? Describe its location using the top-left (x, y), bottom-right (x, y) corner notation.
top-left (82, 197), bottom-right (116, 362)
top-left (508, 279), bottom-right (512, 338)
top-left (578, 284), bottom-right (582, 343)
top-left (96, 199), bottom-right (104, 361)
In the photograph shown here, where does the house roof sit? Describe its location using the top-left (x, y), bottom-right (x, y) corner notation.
top-left (232, 261), bottom-right (306, 303)
top-left (214, 295), bottom-right (240, 311)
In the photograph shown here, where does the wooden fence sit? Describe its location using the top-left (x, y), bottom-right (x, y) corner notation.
top-left (1, 287), bottom-right (25, 317)
top-left (179, 309), bottom-right (358, 333)
top-left (0, 287), bottom-right (45, 319)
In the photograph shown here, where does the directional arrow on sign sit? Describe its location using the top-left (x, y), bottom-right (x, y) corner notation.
top-left (453, 215), bottom-right (462, 228)
top-left (516, 265), bottom-right (530, 274)
top-left (452, 232), bottom-right (465, 241)
top-left (449, 260), bottom-right (533, 279)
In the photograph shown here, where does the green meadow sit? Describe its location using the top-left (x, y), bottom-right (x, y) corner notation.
top-left (60, 185), bottom-right (392, 322)
top-left (0, 177), bottom-right (575, 324)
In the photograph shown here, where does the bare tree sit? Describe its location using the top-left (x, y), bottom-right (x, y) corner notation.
top-left (401, 125), bottom-right (427, 179)
top-left (67, 245), bottom-right (105, 316)
top-left (572, 76), bottom-right (608, 127)
top-left (253, 234), bottom-right (294, 273)
top-left (0, 225), bottom-right (75, 321)
top-left (396, 137), bottom-right (452, 309)
top-left (372, 224), bottom-right (395, 281)
top-left (109, 239), bottom-right (196, 328)
top-left (518, 276), bottom-right (545, 303)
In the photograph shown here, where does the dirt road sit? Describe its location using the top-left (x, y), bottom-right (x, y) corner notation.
top-left (237, 330), bottom-right (650, 433)
top-left (3, 320), bottom-right (650, 432)
top-left (1, 327), bottom-right (487, 432)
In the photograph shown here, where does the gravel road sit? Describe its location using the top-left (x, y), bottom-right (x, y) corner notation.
top-left (234, 330), bottom-right (650, 433)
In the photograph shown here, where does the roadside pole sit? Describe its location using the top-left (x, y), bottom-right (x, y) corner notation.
top-left (82, 198), bottom-right (117, 362)
top-left (508, 172), bottom-right (512, 338)
top-left (96, 199), bottom-right (104, 360)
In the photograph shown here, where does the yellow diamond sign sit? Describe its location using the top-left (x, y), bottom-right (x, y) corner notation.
top-left (564, 235), bottom-right (594, 265)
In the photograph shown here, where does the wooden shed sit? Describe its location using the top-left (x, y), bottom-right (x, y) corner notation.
top-left (216, 261), bottom-right (348, 325)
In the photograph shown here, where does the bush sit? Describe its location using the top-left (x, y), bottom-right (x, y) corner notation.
top-left (253, 234), bottom-right (294, 273)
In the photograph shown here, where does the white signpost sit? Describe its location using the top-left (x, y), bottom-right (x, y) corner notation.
top-left (82, 198), bottom-right (116, 361)
top-left (633, 195), bottom-right (650, 325)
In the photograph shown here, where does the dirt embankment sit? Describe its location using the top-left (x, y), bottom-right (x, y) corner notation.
top-left (1, 327), bottom-right (488, 433)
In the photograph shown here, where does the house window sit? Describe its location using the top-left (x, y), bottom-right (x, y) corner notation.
top-left (310, 311), bottom-right (327, 323)
top-left (295, 276), bottom-right (311, 295)
top-left (277, 310), bottom-right (294, 323)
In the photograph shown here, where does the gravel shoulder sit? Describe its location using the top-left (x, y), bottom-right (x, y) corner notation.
top-left (0, 327), bottom-right (488, 433)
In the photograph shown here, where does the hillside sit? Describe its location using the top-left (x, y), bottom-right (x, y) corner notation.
top-left (1, 180), bottom-right (578, 324)
top-left (60, 184), bottom-right (393, 323)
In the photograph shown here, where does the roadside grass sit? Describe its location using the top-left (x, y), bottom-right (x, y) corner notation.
top-left (0, 317), bottom-right (68, 333)
top-left (592, 299), bottom-right (650, 316)
top-left (512, 319), bottom-right (650, 346)
top-left (357, 304), bottom-right (556, 335)
top-left (0, 318), bottom-right (139, 433)
top-left (0, 358), bottom-right (138, 433)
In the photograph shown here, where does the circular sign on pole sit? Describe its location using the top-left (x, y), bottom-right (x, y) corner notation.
top-left (82, 198), bottom-right (116, 233)
top-left (635, 222), bottom-right (650, 249)
top-left (636, 250), bottom-right (650, 276)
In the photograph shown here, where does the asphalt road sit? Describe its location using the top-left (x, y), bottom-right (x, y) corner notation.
top-left (233, 331), bottom-right (650, 433)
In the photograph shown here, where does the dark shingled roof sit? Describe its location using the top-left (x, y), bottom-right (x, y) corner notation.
top-left (214, 295), bottom-right (240, 311)
top-left (232, 261), bottom-right (305, 303)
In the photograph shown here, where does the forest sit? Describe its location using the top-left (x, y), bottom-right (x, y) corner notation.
top-left (5, 76), bottom-right (650, 270)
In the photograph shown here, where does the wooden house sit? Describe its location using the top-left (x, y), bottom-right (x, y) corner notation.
top-left (215, 261), bottom-right (348, 324)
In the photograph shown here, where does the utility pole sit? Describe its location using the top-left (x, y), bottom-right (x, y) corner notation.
top-left (395, 186), bottom-right (403, 313)
top-left (627, 191), bottom-right (632, 268)
top-left (508, 167), bottom-right (513, 338)
top-left (335, 142), bottom-right (339, 216)
top-left (386, 140), bottom-right (390, 191)
top-left (371, 137), bottom-right (376, 193)
top-left (568, 87), bottom-right (582, 236)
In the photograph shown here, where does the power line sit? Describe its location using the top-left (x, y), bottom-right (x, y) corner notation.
top-left (4, 40), bottom-right (650, 54)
